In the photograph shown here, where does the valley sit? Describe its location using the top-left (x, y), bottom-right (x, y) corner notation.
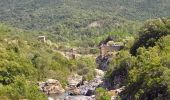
top-left (0, 0), bottom-right (170, 100)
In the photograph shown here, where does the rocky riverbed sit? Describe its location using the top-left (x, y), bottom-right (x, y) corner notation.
top-left (38, 68), bottom-right (125, 100)
top-left (67, 69), bottom-right (104, 95)
top-left (38, 69), bottom-right (104, 100)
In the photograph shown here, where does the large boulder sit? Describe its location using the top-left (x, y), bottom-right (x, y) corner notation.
top-left (95, 69), bottom-right (105, 78)
top-left (68, 74), bottom-right (83, 87)
top-left (78, 77), bottom-right (103, 96)
top-left (38, 79), bottom-right (65, 95)
top-left (68, 88), bottom-right (81, 95)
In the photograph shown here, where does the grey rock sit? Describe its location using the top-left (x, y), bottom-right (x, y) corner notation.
top-left (38, 79), bottom-right (65, 95)
top-left (68, 74), bottom-right (83, 86)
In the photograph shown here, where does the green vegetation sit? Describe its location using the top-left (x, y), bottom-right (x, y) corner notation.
top-left (106, 18), bottom-right (170, 100)
top-left (95, 87), bottom-right (111, 100)
top-left (1, 0), bottom-right (170, 47)
top-left (1, 17), bottom-right (170, 100)
top-left (0, 24), bottom-right (96, 99)
top-left (0, 0), bottom-right (152, 46)
top-left (130, 18), bottom-right (170, 55)
top-left (0, 1), bottom-right (170, 99)
top-left (0, 77), bottom-right (47, 100)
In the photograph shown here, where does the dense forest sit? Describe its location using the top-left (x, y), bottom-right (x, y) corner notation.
top-left (1, 0), bottom-right (170, 46)
top-left (105, 18), bottom-right (170, 100)
top-left (0, 0), bottom-right (170, 100)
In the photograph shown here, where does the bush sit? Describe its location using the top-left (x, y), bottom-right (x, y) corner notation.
top-left (95, 87), bottom-right (111, 100)
top-left (0, 76), bottom-right (47, 100)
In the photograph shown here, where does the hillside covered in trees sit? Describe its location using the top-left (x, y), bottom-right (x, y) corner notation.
top-left (0, 0), bottom-right (170, 100)
top-left (105, 18), bottom-right (170, 100)
top-left (1, 0), bottom-right (170, 45)
top-left (0, 18), bottom-right (170, 100)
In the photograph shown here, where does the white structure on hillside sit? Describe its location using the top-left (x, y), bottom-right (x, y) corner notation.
top-left (38, 36), bottom-right (46, 42)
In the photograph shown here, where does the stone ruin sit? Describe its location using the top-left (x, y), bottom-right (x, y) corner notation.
top-left (96, 36), bottom-right (124, 70)
top-left (100, 43), bottom-right (123, 58)
top-left (98, 36), bottom-right (123, 58)
top-left (38, 36), bottom-right (46, 42)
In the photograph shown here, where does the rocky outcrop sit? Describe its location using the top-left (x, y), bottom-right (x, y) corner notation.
top-left (79, 76), bottom-right (103, 96)
top-left (68, 69), bottom-right (104, 96)
top-left (68, 74), bottom-right (83, 87)
top-left (68, 87), bottom-right (81, 95)
top-left (47, 69), bottom-right (105, 99)
top-left (38, 79), bottom-right (65, 95)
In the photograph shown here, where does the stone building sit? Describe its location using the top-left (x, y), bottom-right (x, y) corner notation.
top-left (100, 43), bottom-right (123, 58)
